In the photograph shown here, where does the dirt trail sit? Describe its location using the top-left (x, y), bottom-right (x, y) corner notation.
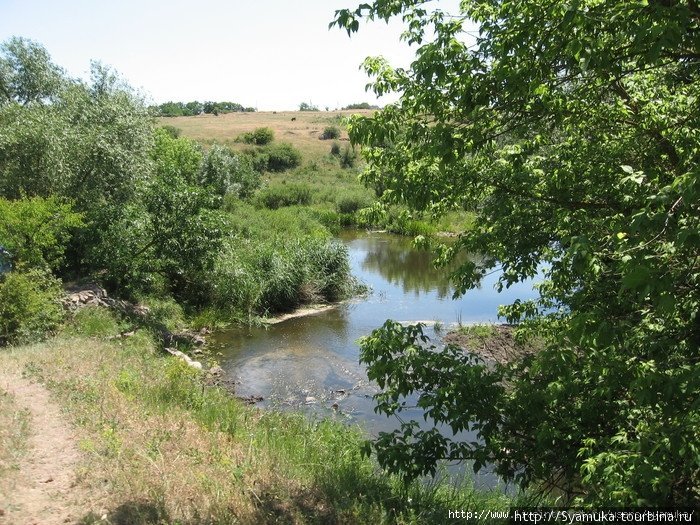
top-left (0, 372), bottom-right (93, 525)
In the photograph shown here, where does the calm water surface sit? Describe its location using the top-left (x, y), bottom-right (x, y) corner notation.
top-left (211, 231), bottom-right (540, 485)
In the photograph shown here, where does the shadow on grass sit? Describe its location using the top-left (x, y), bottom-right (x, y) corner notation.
top-left (248, 464), bottom-right (473, 525)
top-left (78, 500), bottom-right (170, 525)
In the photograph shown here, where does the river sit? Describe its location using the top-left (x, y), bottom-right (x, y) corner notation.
top-left (211, 230), bottom-right (540, 485)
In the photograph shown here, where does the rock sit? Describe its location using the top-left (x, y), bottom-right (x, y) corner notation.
top-left (305, 396), bottom-right (317, 404)
top-left (164, 348), bottom-right (203, 370)
top-left (208, 366), bottom-right (224, 376)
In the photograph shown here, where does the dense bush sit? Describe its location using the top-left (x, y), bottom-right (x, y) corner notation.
top-left (330, 142), bottom-right (341, 156)
top-left (262, 142), bottom-right (302, 172)
top-left (199, 145), bottom-right (260, 198)
top-left (159, 124), bottom-right (182, 138)
top-left (256, 183), bottom-right (312, 209)
top-left (150, 128), bottom-right (202, 184)
top-left (0, 196), bottom-right (83, 271)
top-left (320, 126), bottom-right (341, 140)
top-left (0, 269), bottom-right (63, 345)
top-left (237, 127), bottom-right (274, 146)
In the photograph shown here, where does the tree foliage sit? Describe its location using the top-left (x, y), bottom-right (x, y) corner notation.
top-left (334, 0), bottom-right (700, 506)
top-left (0, 38), bottom-right (226, 302)
top-left (153, 100), bottom-right (255, 117)
top-left (0, 196), bottom-right (83, 271)
top-left (299, 101), bottom-right (320, 111)
top-left (0, 36), bottom-right (65, 105)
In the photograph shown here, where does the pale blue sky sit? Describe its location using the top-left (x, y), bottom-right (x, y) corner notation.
top-left (0, 0), bottom-right (465, 110)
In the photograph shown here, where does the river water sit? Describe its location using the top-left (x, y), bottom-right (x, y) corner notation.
top-left (211, 231), bottom-right (540, 485)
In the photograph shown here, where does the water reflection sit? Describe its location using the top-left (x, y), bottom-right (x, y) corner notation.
top-left (358, 235), bottom-right (453, 298)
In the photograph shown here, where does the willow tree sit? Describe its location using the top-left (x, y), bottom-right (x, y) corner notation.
top-left (333, 0), bottom-right (700, 506)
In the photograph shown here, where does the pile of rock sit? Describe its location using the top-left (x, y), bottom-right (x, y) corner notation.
top-left (61, 284), bottom-right (149, 317)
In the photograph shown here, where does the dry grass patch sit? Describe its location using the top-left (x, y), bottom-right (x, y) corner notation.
top-left (158, 110), bottom-right (371, 162)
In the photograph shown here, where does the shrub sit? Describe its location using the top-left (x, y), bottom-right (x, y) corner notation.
top-left (0, 269), bottom-right (63, 345)
top-left (249, 151), bottom-right (270, 173)
top-left (199, 145), bottom-right (261, 198)
top-left (159, 125), bottom-right (182, 138)
top-left (330, 142), bottom-right (341, 156)
top-left (237, 127), bottom-right (274, 146)
top-left (0, 196), bottom-right (83, 271)
top-left (151, 128), bottom-right (203, 184)
top-left (263, 143), bottom-right (302, 172)
top-left (339, 145), bottom-right (358, 169)
top-left (320, 126), bottom-right (341, 140)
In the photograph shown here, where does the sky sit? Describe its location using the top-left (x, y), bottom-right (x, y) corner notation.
top-left (0, 0), bottom-right (465, 111)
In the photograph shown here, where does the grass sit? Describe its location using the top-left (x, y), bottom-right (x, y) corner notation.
top-left (0, 308), bottom-right (515, 524)
top-left (455, 323), bottom-right (498, 341)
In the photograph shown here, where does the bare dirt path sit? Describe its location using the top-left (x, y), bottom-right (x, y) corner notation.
top-left (0, 371), bottom-right (94, 525)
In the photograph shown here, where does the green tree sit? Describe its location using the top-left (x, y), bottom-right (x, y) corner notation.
top-left (94, 131), bottom-right (225, 300)
top-left (334, 0), bottom-right (700, 506)
top-left (0, 36), bottom-right (64, 105)
top-left (299, 101), bottom-right (319, 111)
top-left (0, 196), bottom-right (83, 271)
top-left (151, 127), bottom-right (202, 184)
top-left (0, 40), bottom-right (154, 278)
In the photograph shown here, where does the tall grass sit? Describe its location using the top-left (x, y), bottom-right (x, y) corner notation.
top-left (208, 236), bottom-right (354, 318)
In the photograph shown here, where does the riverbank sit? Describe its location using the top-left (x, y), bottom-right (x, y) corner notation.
top-left (442, 324), bottom-right (542, 364)
top-left (442, 324), bottom-right (539, 365)
top-left (0, 310), bottom-right (513, 524)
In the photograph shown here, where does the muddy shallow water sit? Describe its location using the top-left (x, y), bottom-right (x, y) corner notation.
top-left (211, 231), bottom-right (540, 486)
